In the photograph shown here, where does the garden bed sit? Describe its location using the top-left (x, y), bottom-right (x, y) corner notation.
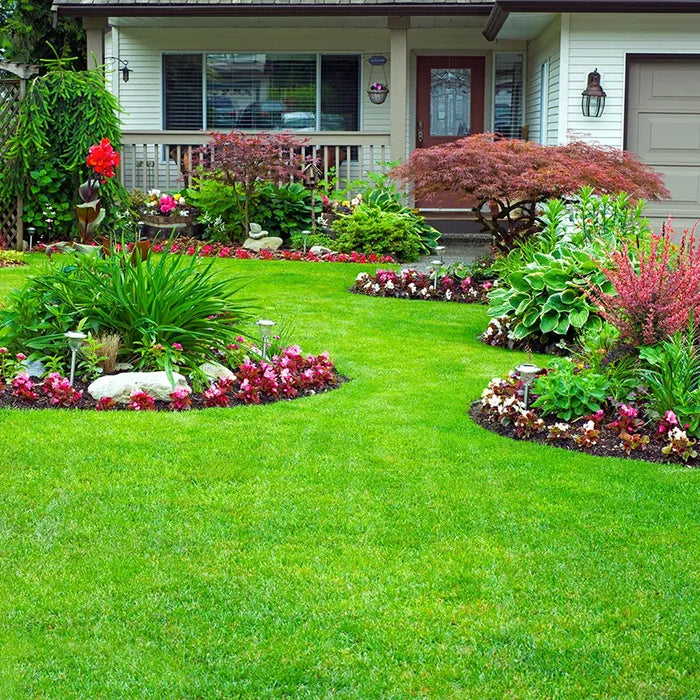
top-left (351, 268), bottom-right (493, 303)
top-left (471, 374), bottom-right (699, 468)
top-left (1, 347), bottom-right (344, 412)
top-left (0, 251), bottom-right (25, 268)
top-left (37, 239), bottom-right (395, 265)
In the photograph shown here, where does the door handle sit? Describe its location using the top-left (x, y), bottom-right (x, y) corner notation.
top-left (417, 120), bottom-right (424, 146)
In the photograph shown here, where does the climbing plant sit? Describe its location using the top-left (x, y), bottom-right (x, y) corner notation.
top-left (0, 57), bottom-right (125, 240)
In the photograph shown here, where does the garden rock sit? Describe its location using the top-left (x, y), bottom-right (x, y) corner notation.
top-left (88, 371), bottom-right (188, 403)
top-left (242, 236), bottom-right (283, 252)
top-left (248, 223), bottom-right (268, 239)
top-left (309, 245), bottom-right (332, 255)
top-left (199, 362), bottom-right (236, 382)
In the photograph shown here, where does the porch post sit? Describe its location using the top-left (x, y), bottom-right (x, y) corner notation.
top-left (83, 17), bottom-right (107, 70)
top-left (389, 16), bottom-right (410, 163)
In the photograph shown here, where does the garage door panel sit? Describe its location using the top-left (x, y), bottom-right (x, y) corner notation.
top-left (655, 167), bottom-right (700, 204)
top-left (629, 60), bottom-right (700, 112)
top-left (632, 113), bottom-right (700, 163)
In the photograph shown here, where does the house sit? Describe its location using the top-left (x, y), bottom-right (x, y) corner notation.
top-left (50, 0), bottom-right (700, 227)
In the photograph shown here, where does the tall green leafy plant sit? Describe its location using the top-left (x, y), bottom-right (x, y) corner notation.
top-left (0, 58), bottom-right (126, 239)
top-left (0, 249), bottom-right (251, 378)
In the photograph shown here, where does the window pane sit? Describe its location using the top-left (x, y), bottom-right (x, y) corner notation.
top-left (494, 54), bottom-right (524, 139)
top-left (163, 54), bottom-right (203, 129)
top-left (206, 53), bottom-right (316, 130)
top-left (429, 67), bottom-right (471, 137)
top-left (321, 55), bottom-right (359, 131)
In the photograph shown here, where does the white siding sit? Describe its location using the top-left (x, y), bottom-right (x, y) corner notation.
top-left (525, 16), bottom-right (560, 144)
top-left (565, 13), bottom-right (700, 148)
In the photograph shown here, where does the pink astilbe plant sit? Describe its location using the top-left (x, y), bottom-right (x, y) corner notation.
top-left (590, 224), bottom-right (700, 345)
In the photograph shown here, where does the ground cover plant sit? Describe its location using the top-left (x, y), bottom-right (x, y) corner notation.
top-left (0, 254), bottom-right (698, 697)
top-left (0, 250), bottom-right (24, 268)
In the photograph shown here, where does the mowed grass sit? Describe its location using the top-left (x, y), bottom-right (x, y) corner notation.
top-left (0, 255), bottom-right (698, 699)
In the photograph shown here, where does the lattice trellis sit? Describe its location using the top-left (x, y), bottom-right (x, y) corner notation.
top-left (0, 62), bottom-right (39, 250)
top-left (0, 78), bottom-right (21, 249)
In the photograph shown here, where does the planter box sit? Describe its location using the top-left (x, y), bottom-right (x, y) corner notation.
top-left (141, 213), bottom-right (199, 239)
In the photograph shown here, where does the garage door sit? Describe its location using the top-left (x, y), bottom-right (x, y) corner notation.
top-left (626, 56), bottom-right (700, 231)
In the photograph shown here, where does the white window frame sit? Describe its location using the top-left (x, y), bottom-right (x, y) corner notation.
top-left (539, 60), bottom-right (550, 144)
top-left (492, 52), bottom-right (526, 137)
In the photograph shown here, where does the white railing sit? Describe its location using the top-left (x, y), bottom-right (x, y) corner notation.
top-left (119, 130), bottom-right (392, 192)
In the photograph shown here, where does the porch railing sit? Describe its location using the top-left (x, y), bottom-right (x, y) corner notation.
top-left (119, 130), bottom-right (391, 192)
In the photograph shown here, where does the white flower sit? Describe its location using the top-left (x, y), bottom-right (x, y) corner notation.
top-left (553, 422), bottom-right (570, 432)
top-left (408, 283), bottom-right (416, 294)
top-left (669, 427), bottom-right (689, 441)
top-left (445, 289), bottom-right (453, 300)
top-left (351, 196), bottom-right (361, 207)
top-left (147, 188), bottom-right (161, 197)
top-left (356, 272), bottom-right (368, 282)
top-left (582, 420), bottom-right (595, 432)
top-left (372, 284), bottom-right (380, 293)
top-left (420, 288), bottom-right (428, 296)
top-left (385, 280), bottom-right (395, 291)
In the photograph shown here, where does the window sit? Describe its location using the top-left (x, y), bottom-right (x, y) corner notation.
top-left (163, 53), bottom-right (360, 131)
top-left (539, 61), bottom-right (549, 144)
top-left (493, 53), bottom-right (524, 139)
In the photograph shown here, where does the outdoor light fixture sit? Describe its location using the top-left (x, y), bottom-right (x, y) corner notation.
top-left (430, 259), bottom-right (442, 288)
top-left (302, 163), bottom-right (322, 235)
top-left (106, 57), bottom-right (132, 83)
top-left (581, 68), bottom-right (606, 118)
top-left (65, 330), bottom-right (87, 386)
top-left (256, 319), bottom-right (276, 360)
top-left (137, 220), bottom-right (145, 241)
top-left (27, 226), bottom-right (36, 250)
top-left (434, 245), bottom-right (446, 264)
top-left (301, 229), bottom-right (310, 255)
top-left (516, 362), bottom-right (541, 409)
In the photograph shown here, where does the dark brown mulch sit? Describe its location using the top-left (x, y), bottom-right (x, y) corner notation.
top-left (469, 401), bottom-right (698, 468)
top-left (0, 375), bottom-right (346, 412)
top-left (0, 261), bottom-right (25, 268)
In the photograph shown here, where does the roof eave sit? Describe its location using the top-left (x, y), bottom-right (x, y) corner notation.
top-left (484, 0), bottom-right (700, 40)
top-left (53, 2), bottom-right (494, 18)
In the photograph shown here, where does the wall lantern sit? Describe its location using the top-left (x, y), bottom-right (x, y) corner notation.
top-left (581, 68), bottom-right (606, 118)
top-left (107, 57), bottom-right (132, 83)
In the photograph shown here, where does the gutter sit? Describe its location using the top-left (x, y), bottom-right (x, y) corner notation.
top-left (484, 0), bottom-right (700, 40)
top-left (53, 2), bottom-right (493, 18)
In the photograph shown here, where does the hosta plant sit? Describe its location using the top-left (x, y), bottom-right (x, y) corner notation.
top-left (532, 359), bottom-right (610, 421)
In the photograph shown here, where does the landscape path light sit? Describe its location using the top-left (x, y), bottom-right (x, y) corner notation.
top-left (430, 259), bottom-right (442, 288)
top-left (434, 245), bottom-right (446, 264)
top-left (256, 319), bottom-right (276, 360)
top-left (65, 330), bottom-right (87, 386)
top-left (301, 229), bottom-right (310, 255)
top-left (516, 362), bottom-right (541, 409)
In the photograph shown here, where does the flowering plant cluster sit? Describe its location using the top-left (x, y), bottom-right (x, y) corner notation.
top-left (369, 82), bottom-right (388, 92)
top-left (42, 372), bottom-right (83, 407)
top-left (475, 373), bottom-right (698, 466)
top-left (39, 239), bottom-right (393, 265)
top-left (145, 190), bottom-right (190, 217)
top-left (352, 268), bottom-right (493, 304)
top-left (86, 138), bottom-right (120, 181)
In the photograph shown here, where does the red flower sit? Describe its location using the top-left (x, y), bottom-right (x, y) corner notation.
top-left (86, 138), bottom-right (120, 179)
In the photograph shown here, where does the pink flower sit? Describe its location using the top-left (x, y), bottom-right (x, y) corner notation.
top-left (0, 347), bottom-right (8, 355)
top-left (16, 353), bottom-right (26, 361)
top-left (158, 194), bottom-right (177, 214)
top-left (171, 342), bottom-right (183, 351)
top-left (664, 410), bottom-right (679, 425)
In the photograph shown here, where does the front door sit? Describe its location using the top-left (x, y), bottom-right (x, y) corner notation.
top-left (415, 56), bottom-right (485, 209)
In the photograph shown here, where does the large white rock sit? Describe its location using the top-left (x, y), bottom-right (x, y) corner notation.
top-left (242, 236), bottom-right (283, 252)
top-left (88, 371), bottom-right (188, 403)
top-left (199, 362), bottom-right (236, 382)
top-left (309, 245), bottom-right (332, 255)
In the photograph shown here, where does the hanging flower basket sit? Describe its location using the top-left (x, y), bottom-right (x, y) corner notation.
top-left (367, 87), bottom-right (389, 105)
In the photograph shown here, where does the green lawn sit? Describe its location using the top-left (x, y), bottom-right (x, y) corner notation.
top-left (1, 255), bottom-right (698, 698)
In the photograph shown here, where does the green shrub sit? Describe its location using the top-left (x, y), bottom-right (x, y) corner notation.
top-left (532, 359), bottom-right (610, 421)
top-left (289, 231), bottom-right (335, 251)
top-left (332, 203), bottom-right (422, 261)
top-left (255, 182), bottom-right (312, 240)
top-left (0, 249), bottom-right (251, 379)
top-left (185, 180), bottom-right (245, 241)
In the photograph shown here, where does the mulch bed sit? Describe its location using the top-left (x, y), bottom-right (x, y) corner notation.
top-left (0, 261), bottom-right (25, 268)
top-left (469, 402), bottom-right (698, 468)
top-left (0, 375), bottom-right (347, 412)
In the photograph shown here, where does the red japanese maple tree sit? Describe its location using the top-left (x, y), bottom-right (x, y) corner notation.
top-left (391, 133), bottom-right (669, 251)
top-left (190, 130), bottom-right (309, 236)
